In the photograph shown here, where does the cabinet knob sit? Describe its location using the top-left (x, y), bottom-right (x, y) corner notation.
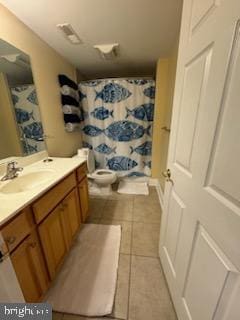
top-left (5, 236), bottom-right (16, 245)
top-left (60, 203), bottom-right (67, 211)
top-left (29, 242), bottom-right (37, 248)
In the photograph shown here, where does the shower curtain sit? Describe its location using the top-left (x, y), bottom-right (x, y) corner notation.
top-left (11, 85), bottom-right (45, 155)
top-left (79, 79), bottom-right (155, 178)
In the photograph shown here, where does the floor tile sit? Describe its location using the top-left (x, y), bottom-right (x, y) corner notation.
top-left (53, 312), bottom-right (63, 320)
top-left (89, 194), bottom-right (109, 200)
top-left (134, 187), bottom-right (159, 203)
top-left (102, 200), bottom-right (133, 221)
top-left (110, 254), bottom-right (130, 320)
top-left (88, 198), bottom-right (107, 219)
top-left (132, 222), bottom-right (160, 257)
top-left (100, 219), bottom-right (132, 254)
top-left (108, 192), bottom-right (135, 201)
top-left (133, 199), bottom-right (161, 223)
top-left (85, 216), bottom-right (100, 224)
top-left (129, 256), bottom-right (177, 320)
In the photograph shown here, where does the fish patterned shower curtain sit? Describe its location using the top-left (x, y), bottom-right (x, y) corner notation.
top-left (79, 79), bottom-right (155, 178)
top-left (11, 85), bottom-right (45, 155)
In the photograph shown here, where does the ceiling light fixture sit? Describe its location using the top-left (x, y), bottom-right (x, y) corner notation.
top-left (94, 43), bottom-right (119, 60)
top-left (57, 23), bottom-right (82, 44)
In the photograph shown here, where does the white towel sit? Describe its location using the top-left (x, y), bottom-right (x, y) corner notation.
top-left (65, 123), bottom-right (81, 132)
top-left (61, 85), bottom-right (79, 101)
top-left (62, 105), bottom-right (81, 116)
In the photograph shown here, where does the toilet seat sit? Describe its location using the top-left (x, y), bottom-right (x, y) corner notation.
top-left (90, 169), bottom-right (116, 180)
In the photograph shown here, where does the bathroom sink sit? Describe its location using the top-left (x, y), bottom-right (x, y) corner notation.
top-left (0, 170), bottom-right (55, 194)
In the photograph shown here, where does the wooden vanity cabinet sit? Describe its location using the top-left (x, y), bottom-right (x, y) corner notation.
top-left (38, 187), bottom-right (82, 280)
top-left (1, 163), bottom-right (89, 302)
top-left (11, 230), bottom-right (49, 302)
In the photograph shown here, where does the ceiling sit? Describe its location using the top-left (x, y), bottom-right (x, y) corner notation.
top-left (1, 0), bottom-right (182, 79)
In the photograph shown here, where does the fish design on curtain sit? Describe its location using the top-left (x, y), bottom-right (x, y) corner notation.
top-left (79, 79), bottom-right (155, 177)
top-left (126, 103), bottom-right (154, 121)
top-left (82, 121), bottom-right (151, 141)
top-left (95, 83), bottom-right (132, 103)
top-left (11, 85), bottom-right (45, 155)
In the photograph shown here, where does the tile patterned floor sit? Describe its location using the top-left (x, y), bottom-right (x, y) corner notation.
top-left (53, 186), bottom-right (177, 320)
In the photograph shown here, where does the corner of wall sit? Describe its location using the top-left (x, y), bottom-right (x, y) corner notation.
top-left (151, 44), bottom-right (179, 191)
top-left (151, 59), bottom-right (170, 179)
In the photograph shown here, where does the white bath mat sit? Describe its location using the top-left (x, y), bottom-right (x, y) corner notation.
top-left (117, 181), bottom-right (149, 195)
top-left (46, 224), bottom-right (121, 317)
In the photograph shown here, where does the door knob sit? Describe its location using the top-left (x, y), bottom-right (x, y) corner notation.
top-left (161, 126), bottom-right (171, 133)
top-left (162, 169), bottom-right (174, 185)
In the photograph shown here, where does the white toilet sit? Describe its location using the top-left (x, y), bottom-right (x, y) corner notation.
top-left (75, 148), bottom-right (117, 195)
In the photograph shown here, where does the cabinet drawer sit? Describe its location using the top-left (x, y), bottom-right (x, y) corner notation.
top-left (32, 173), bottom-right (76, 223)
top-left (1, 207), bottom-right (34, 252)
top-left (77, 163), bottom-right (87, 182)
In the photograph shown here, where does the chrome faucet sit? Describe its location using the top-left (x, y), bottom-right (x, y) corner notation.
top-left (1, 161), bottom-right (23, 181)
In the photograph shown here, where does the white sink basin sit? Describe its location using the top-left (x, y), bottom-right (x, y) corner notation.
top-left (0, 169), bottom-right (55, 194)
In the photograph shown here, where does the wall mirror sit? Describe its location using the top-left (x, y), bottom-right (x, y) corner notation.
top-left (0, 39), bottom-right (45, 160)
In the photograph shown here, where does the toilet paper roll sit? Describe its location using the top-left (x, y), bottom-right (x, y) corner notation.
top-left (78, 148), bottom-right (88, 156)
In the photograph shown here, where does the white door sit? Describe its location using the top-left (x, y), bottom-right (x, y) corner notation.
top-left (159, 0), bottom-right (240, 319)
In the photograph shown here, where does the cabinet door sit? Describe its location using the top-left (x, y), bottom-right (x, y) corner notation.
top-left (62, 189), bottom-right (81, 243)
top-left (78, 177), bottom-right (89, 222)
top-left (38, 204), bottom-right (67, 280)
top-left (11, 231), bottom-right (49, 302)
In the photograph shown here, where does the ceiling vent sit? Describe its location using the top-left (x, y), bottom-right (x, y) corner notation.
top-left (94, 43), bottom-right (119, 60)
top-left (57, 23), bottom-right (82, 44)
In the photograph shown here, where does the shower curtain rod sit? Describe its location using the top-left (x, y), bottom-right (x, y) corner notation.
top-left (80, 76), bottom-right (154, 82)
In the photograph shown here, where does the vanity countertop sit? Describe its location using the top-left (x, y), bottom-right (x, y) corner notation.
top-left (0, 157), bottom-right (86, 227)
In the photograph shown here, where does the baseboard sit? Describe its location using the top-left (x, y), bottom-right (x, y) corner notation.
top-left (156, 182), bottom-right (164, 210)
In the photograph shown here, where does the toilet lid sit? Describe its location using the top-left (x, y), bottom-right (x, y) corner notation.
top-left (87, 149), bottom-right (95, 173)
